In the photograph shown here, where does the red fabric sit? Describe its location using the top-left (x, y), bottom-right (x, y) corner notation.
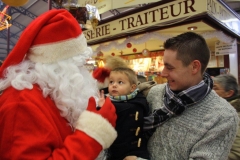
top-left (92, 68), bottom-right (111, 83)
top-left (0, 85), bottom-right (102, 159)
top-left (87, 97), bottom-right (116, 127)
top-left (0, 9), bottom-right (82, 78)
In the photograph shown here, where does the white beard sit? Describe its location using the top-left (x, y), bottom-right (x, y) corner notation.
top-left (0, 55), bottom-right (99, 128)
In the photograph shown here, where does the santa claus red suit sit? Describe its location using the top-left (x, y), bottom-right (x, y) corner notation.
top-left (0, 9), bottom-right (117, 159)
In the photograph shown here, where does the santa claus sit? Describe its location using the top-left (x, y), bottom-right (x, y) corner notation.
top-left (0, 9), bottom-right (117, 159)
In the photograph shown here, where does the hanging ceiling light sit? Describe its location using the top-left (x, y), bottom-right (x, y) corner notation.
top-left (142, 43), bottom-right (150, 56)
top-left (187, 26), bottom-right (197, 31)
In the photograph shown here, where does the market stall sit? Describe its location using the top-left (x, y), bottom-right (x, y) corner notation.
top-left (83, 0), bottom-right (240, 83)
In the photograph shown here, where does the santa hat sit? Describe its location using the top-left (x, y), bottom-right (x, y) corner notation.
top-left (0, 9), bottom-right (92, 78)
top-left (92, 67), bottom-right (110, 91)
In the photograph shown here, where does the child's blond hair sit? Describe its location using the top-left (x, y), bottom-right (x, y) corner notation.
top-left (111, 67), bottom-right (137, 85)
top-left (104, 56), bottom-right (128, 70)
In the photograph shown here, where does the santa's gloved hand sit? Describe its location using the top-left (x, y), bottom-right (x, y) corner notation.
top-left (87, 97), bottom-right (116, 127)
top-left (76, 97), bottom-right (117, 149)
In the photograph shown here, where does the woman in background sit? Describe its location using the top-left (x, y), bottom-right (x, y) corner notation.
top-left (213, 74), bottom-right (240, 160)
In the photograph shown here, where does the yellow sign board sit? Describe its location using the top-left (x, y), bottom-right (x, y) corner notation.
top-left (83, 0), bottom-right (206, 42)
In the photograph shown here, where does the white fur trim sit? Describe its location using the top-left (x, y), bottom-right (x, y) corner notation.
top-left (28, 34), bottom-right (92, 63)
top-left (76, 110), bottom-right (117, 149)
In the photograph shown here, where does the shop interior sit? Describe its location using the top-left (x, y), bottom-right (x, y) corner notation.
top-left (87, 21), bottom-right (234, 84)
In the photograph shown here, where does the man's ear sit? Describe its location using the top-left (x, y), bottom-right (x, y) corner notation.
top-left (130, 84), bottom-right (137, 92)
top-left (225, 90), bottom-right (235, 98)
top-left (191, 60), bottom-right (201, 74)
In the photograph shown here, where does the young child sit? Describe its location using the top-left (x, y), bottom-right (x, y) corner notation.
top-left (93, 56), bottom-right (128, 94)
top-left (106, 67), bottom-right (150, 160)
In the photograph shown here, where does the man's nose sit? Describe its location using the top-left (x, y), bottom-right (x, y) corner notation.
top-left (161, 67), bottom-right (168, 78)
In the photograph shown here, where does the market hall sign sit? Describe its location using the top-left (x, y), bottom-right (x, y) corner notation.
top-left (84, 0), bottom-right (205, 42)
top-left (207, 0), bottom-right (240, 36)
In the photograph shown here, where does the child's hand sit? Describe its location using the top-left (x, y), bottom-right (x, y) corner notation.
top-left (98, 90), bottom-right (105, 107)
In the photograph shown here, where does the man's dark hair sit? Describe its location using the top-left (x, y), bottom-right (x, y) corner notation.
top-left (164, 32), bottom-right (210, 74)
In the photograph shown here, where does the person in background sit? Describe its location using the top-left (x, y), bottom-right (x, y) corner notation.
top-left (0, 9), bottom-right (117, 159)
top-left (213, 74), bottom-right (239, 100)
top-left (144, 32), bottom-right (239, 160)
top-left (106, 67), bottom-right (150, 160)
top-left (213, 74), bottom-right (240, 160)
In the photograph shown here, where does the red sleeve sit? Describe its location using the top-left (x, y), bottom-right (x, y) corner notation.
top-left (0, 86), bottom-right (117, 159)
top-left (0, 102), bottom-right (102, 159)
top-left (50, 130), bottom-right (103, 160)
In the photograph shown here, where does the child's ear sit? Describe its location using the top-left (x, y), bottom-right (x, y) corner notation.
top-left (130, 84), bottom-right (137, 92)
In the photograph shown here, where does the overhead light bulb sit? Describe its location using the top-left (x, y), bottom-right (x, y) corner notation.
top-left (187, 26), bottom-right (197, 30)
